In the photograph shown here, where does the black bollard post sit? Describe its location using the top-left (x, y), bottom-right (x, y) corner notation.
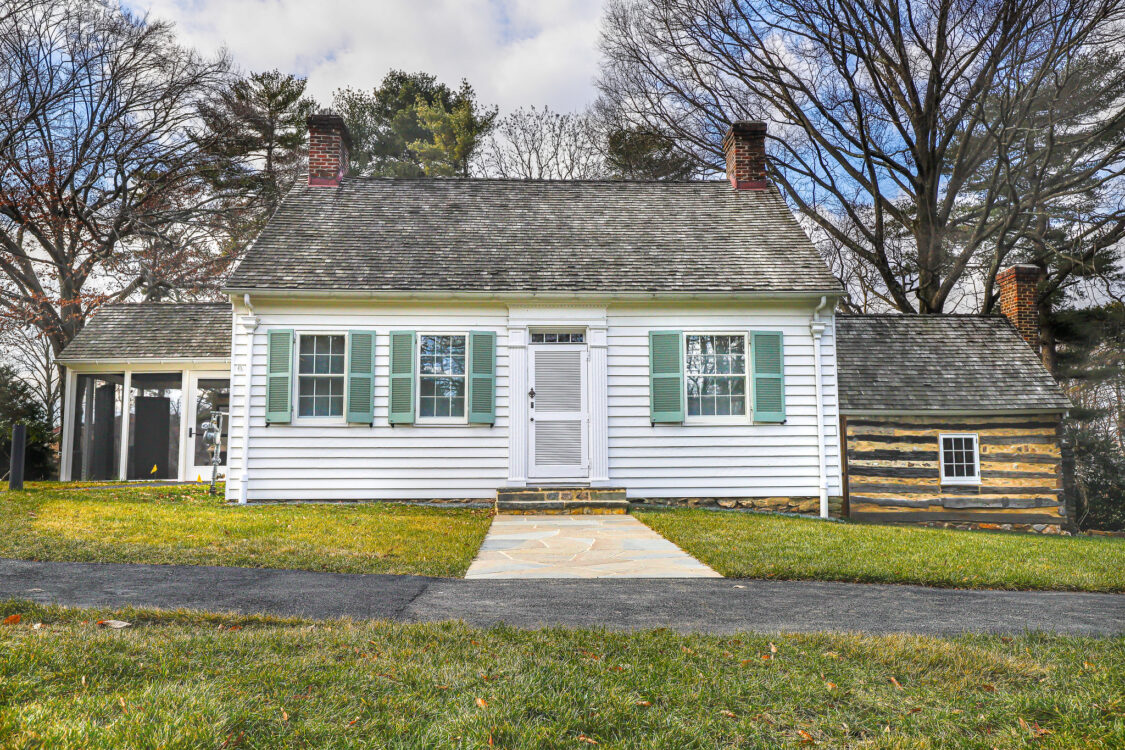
top-left (9, 423), bottom-right (26, 491)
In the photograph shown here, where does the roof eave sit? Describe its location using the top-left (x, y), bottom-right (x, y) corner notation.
top-left (57, 356), bottom-right (231, 366)
top-left (223, 287), bottom-right (845, 300)
top-left (839, 407), bottom-right (1068, 417)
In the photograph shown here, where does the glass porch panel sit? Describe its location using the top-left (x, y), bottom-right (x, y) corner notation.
top-left (194, 378), bottom-right (230, 466)
top-left (128, 373), bottom-right (183, 480)
top-left (70, 374), bottom-right (123, 481)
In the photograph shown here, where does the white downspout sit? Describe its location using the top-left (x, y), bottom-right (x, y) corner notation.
top-left (810, 296), bottom-right (829, 519)
top-left (238, 294), bottom-right (259, 505)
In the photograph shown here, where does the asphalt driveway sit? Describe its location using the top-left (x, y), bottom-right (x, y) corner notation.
top-left (1, 558), bottom-right (1121, 635)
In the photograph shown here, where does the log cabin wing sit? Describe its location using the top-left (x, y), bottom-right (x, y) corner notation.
top-left (835, 314), bottom-right (1073, 533)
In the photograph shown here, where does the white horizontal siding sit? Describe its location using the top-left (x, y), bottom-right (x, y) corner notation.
top-left (228, 298), bottom-right (842, 501)
top-left (605, 303), bottom-right (842, 499)
top-left (228, 301), bottom-right (510, 500)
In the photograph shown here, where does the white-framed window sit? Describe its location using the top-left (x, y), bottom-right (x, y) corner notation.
top-left (939, 433), bottom-right (981, 484)
top-left (684, 332), bottom-right (750, 423)
top-left (296, 333), bottom-right (345, 419)
top-left (418, 333), bottom-right (467, 423)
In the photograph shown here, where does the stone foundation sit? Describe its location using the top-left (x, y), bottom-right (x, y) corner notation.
top-left (914, 520), bottom-right (1065, 535)
top-left (629, 496), bottom-right (844, 517)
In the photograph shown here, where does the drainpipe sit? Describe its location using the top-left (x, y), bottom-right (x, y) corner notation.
top-left (238, 294), bottom-right (259, 505)
top-left (810, 296), bottom-right (829, 519)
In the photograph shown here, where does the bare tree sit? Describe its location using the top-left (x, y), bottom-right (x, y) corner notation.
top-left (599, 0), bottom-right (1125, 313)
top-left (0, 0), bottom-right (235, 361)
top-left (0, 324), bottom-right (60, 427)
top-left (477, 106), bottom-right (606, 179)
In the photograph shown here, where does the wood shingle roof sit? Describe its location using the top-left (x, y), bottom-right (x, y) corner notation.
top-left (58, 303), bottom-right (232, 362)
top-left (224, 178), bottom-right (842, 294)
top-left (835, 314), bottom-right (1070, 413)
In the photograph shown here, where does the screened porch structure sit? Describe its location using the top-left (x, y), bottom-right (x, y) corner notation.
top-left (57, 303), bottom-right (233, 483)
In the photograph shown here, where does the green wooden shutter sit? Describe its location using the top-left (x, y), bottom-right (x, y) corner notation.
top-left (265, 329), bottom-right (293, 424)
top-left (751, 331), bottom-right (785, 422)
top-left (388, 330), bottom-right (415, 425)
top-left (649, 330), bottom-right (684, 423)
top-left (346, 330), bottom-right (375, 424)
top-left (468, 330), bottom-right (496, 425)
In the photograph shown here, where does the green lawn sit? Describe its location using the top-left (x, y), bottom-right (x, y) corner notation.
top-left (634, 508), bottom-right (1125, 592)
top-left (0, 483), bottom-right (492, 578)
top-left (0, 601), bottom-right (1121, 748)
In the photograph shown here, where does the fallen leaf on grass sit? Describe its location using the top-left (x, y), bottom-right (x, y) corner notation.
top-left (475, 698), bottom-right (488, 709)
top-left (822, 651), bottom-right (839, 660)
top-left (720, 710), bottom-right (736, 718)
top-left (3, 614), bottom-right (20, 626)
top-left (577, 734), bottom-right (598, 745)
top-left (281, 710), bottom-right (288, 722)
top-left (97, 620), bottom-right (131, 629)
top-left (889, 676), bottom-right (903, 690)
top-left (31, 623), bottom-right (44, 630)
top-left (118, 697), bottom-right (126, 712)
top-left (635, 700), bottom-right (651, 707)
top-left (825, 682), bottom-right (837, 691)
top-left (981, 684), bottom-right (996, 693)
top-left (347, 717), bottom-right (360, 726)
top-left (797, 729), bottom-right (816, 745)
top-left (769, 643), bottom-right (778, 654)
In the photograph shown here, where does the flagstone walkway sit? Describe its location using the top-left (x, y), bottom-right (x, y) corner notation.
top-left (464, 515), bottom-right (722, 579)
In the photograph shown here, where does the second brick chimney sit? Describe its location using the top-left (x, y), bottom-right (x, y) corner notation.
top-left (722, 121), bottom-right (768, 190)
top-left (997, 264), bottom-right (1043, 353)
top-left (307, 112), bottom-right (351, 187)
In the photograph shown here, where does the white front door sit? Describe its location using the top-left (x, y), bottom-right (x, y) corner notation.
top-left (186, 372), bottom-right (230, 482)
top-left (528, 344), bottom-right (589, 479)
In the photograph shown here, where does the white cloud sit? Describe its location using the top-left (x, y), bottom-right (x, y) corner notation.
top-left (130, 0), bottom-right (605, 112)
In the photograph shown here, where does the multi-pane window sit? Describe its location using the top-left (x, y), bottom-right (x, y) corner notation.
top-left (940, 434), bottom-right (980, 483)
top-left (297, 335), bottom-right (344, 417)
top-left (419, 335), bottom-right (466, 419)
top-left (685, 334), bottom-right (748, 418)
top-left (531, 332), bottom-right (585, 344)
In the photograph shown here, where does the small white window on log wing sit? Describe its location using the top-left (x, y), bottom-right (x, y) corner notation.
top-left (939, 433), bottom-right (981, 485)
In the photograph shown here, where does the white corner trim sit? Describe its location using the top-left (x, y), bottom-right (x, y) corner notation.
top-left (238, 315), bottom-right (259, 504)
top-left (811, 295), bottom-right (830, 519)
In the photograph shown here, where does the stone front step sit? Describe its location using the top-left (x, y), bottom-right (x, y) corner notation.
top-left (495, 487), bottom-right (629, 515)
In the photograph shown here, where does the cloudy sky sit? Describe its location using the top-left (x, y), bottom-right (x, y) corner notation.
top-left (131, 0), bottom-right (607, 113)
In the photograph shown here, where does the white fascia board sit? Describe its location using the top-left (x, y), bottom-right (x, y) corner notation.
top-left (58, 358), bottom-right (231, 367)
top-left (223, 287), bottom-right (845, 302)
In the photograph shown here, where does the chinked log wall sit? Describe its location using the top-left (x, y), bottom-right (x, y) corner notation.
top-left (843, 415), bottom-right (1067, 533)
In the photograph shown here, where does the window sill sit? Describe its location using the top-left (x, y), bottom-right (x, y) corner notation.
top-left (941, 479), bottom-right (981, 489)
top-left (414, 419), bottom-right (469, 427)
top-left (684, 416), bottom-right (753, 426)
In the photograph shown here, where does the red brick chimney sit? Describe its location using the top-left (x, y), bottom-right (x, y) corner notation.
top-left (722, 121), bottom-right (768, 190)
top-left (997, 264), bottom-right (1043, 353)
top-left (307, 112), bottom-right (351, 187)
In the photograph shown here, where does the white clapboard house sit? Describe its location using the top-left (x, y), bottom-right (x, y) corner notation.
top-left (57, 116), bottom-right (1071, 529)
